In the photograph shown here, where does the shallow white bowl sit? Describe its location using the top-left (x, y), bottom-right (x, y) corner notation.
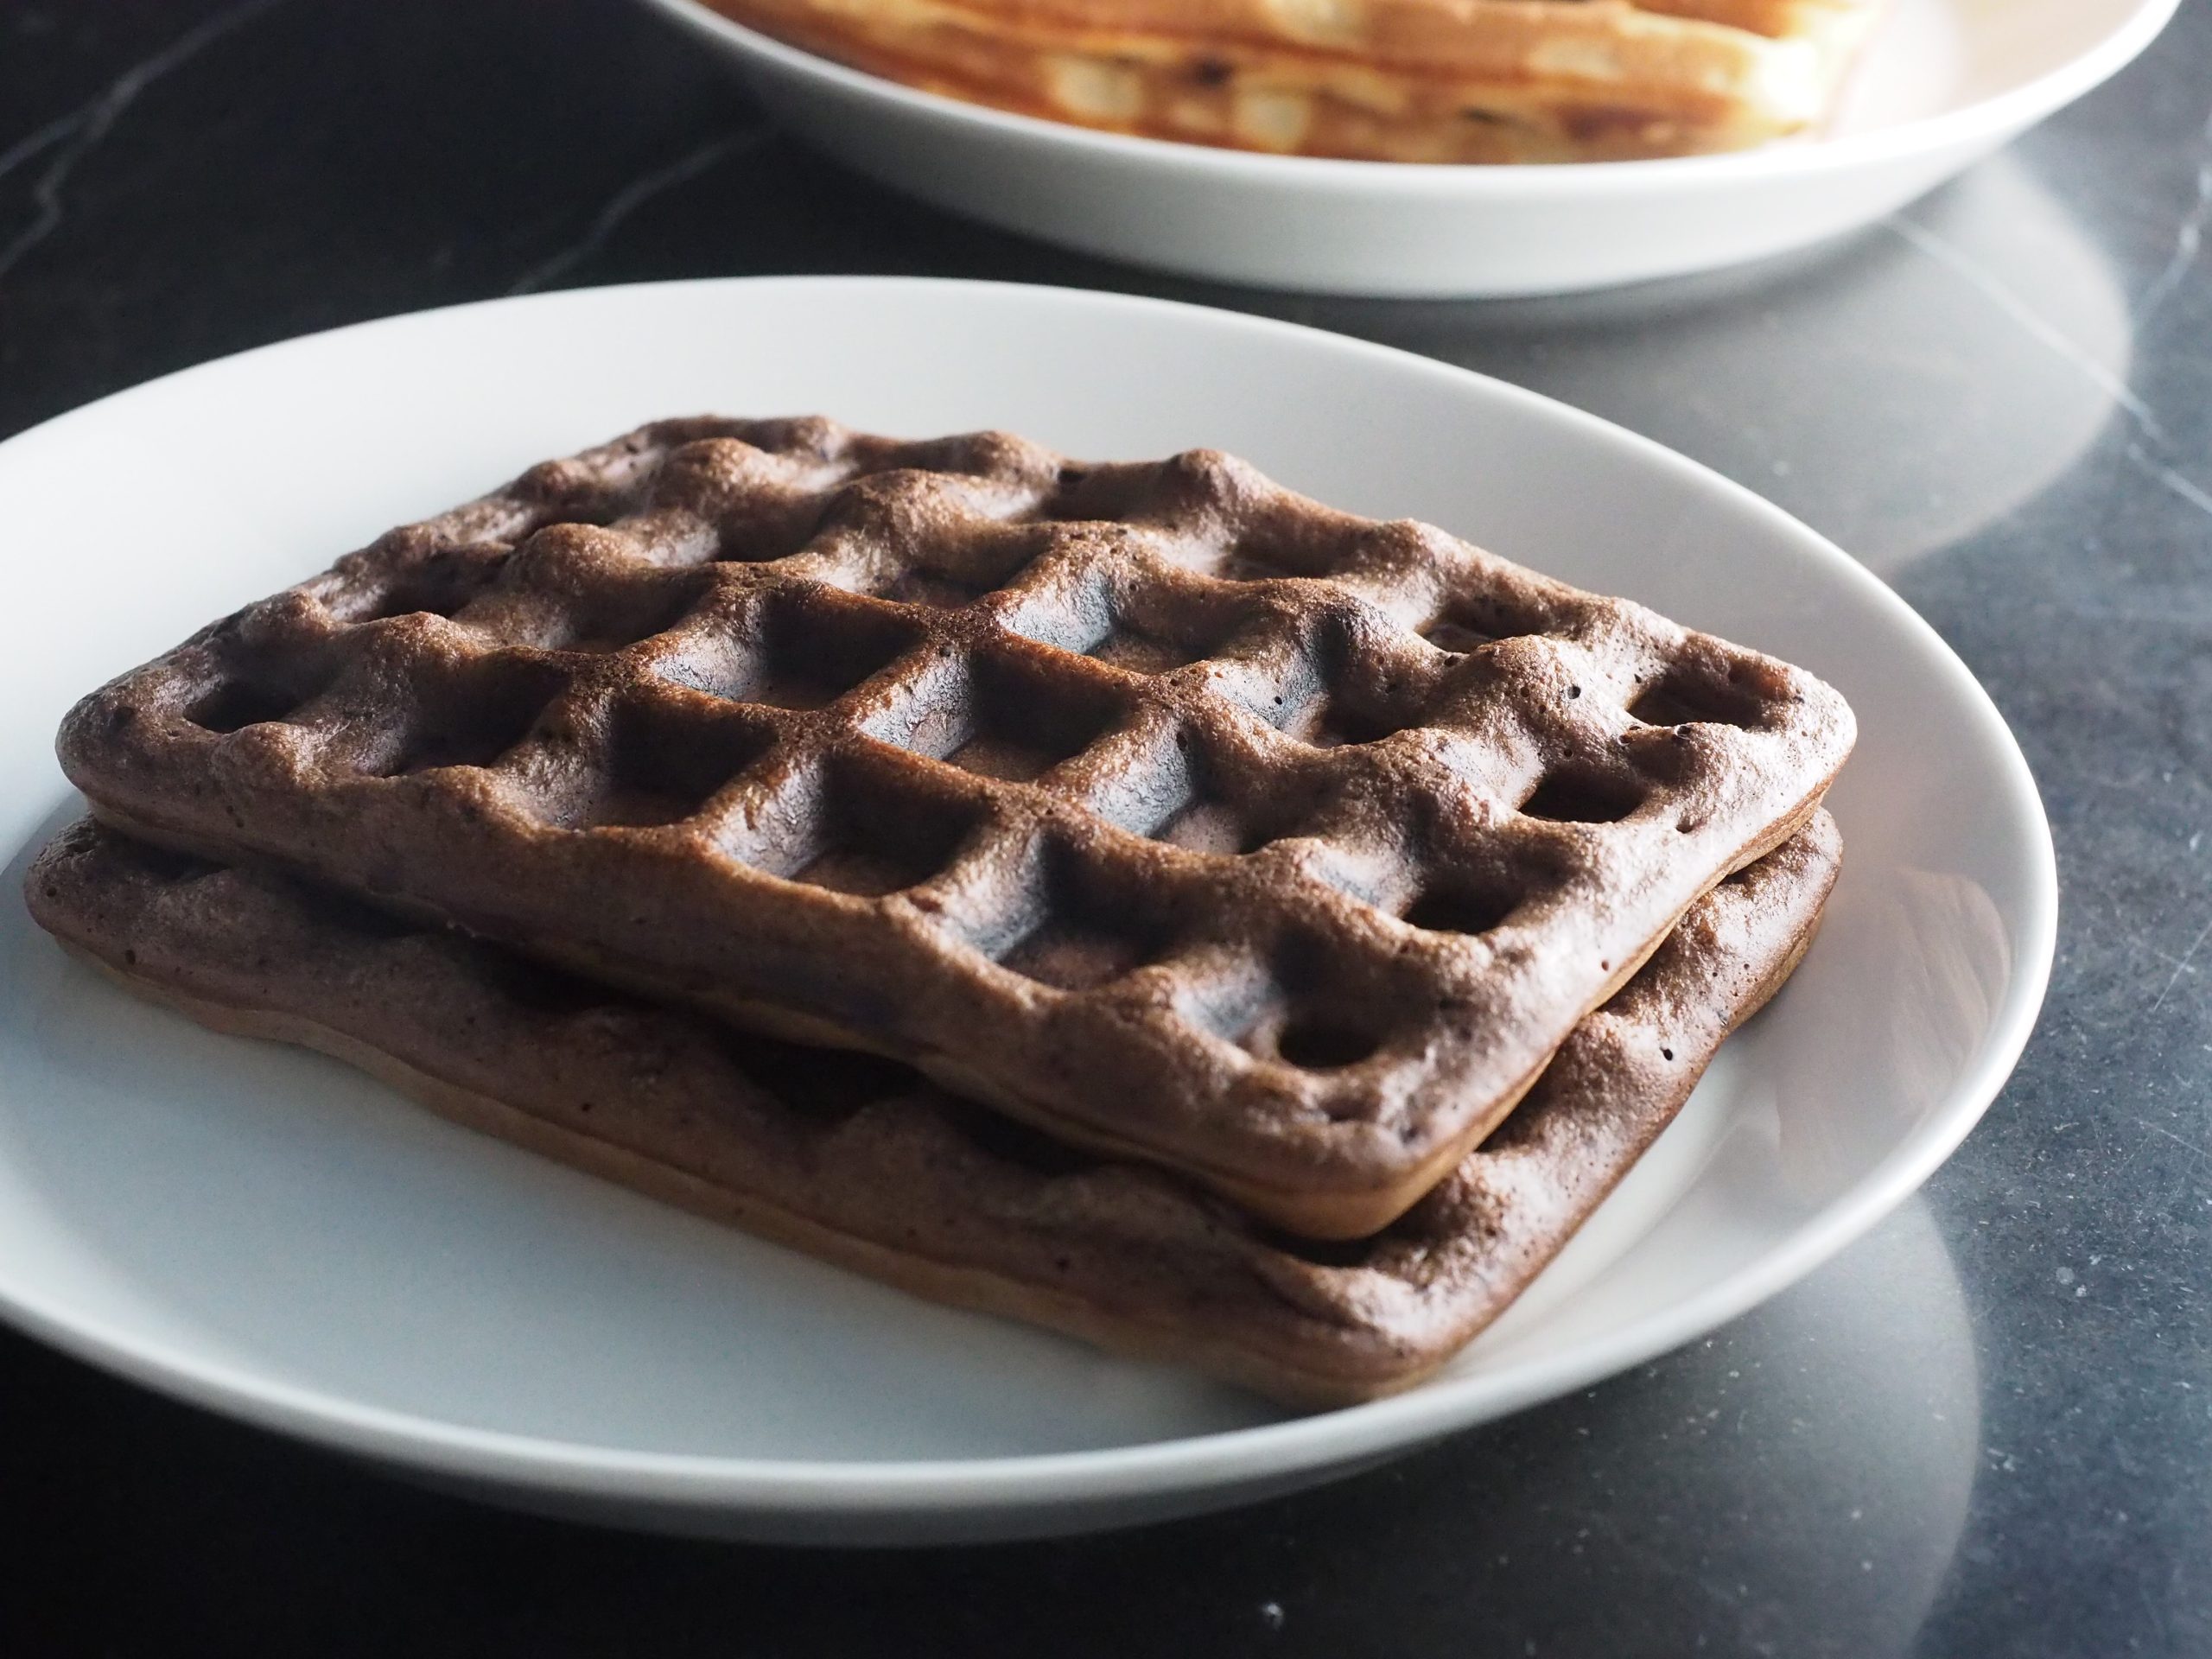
top-left (641, 0), bottom-right (2178, 296)
top-left (0, 278), bottom-right (2053, 1541)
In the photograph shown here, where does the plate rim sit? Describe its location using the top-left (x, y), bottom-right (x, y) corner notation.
top-left (639, 0), bottom-right (2180, 194)
top-left (0, 275), bottom-right (2058, 1517)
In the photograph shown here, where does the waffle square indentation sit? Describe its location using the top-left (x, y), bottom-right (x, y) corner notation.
top-left (536, 695), bottom-right (775, 830)
top-left (987, 837), bottom-right (1177, 993)
top-left (657, 588), bottom-right (925, 712)
top-left (1000, 565), bottom-right (1249, 680)
top-left (321, 544), bottom-right (510, 626)
top-left (1518, 766), bottom-right (1645, 824)
top-left (186, 677), bottom-right (304, 734)
top-left (372, 658), bottom-right (570, 778)
top-left (869, 645), bottom-right (1128, 785)
top-left (543, 572), bottom-right (709, 655)
top-left (1221, 620), bottom-right (1435, 751)
top-left (725, 754), bottom-right (985, 899)
top-left (1630, 661), bottom-right (1777, 730)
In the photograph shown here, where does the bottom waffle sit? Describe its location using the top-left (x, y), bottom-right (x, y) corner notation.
top-left (24, 812), bottom-right (1839, 1407)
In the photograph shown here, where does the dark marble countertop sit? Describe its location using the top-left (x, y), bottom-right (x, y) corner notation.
top-left (3, 2), bottom-right (2209, 1653)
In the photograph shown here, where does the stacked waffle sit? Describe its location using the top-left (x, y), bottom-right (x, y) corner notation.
top-left (28, 418), bottom-right (1852, 1404)
top-left (700, 0), bottom-right (1891, 162)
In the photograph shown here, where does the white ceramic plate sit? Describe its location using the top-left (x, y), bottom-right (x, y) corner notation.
top-left (640, 0), bottom-right (2178, 296)
top-left (0, 278), bottom-right (2052, 1543)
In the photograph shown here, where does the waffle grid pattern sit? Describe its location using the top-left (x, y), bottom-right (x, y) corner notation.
top-left (61, 417), bottom-right (1852, 1233)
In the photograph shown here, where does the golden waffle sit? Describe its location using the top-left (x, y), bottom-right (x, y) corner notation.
top-left (26, 812), bottom-right (1840, 1406)
top-left (701, 0), bottom-right (1889, 162)
top-left (57, 417), bottom-right (1853, 1236)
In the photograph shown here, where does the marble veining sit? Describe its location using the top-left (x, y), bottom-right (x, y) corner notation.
top-left (507, 125), bottom-right (770, 296)
top-left (0, 0), bottom-right (290, 282)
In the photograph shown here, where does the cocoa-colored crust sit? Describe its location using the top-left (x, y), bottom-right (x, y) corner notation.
top-left (697, 0), bottom-right (1891, 164)
top-left (25, 812), bottom-right (1840, 1407)
top-left (56, 417), bottom-right (1853, 1236)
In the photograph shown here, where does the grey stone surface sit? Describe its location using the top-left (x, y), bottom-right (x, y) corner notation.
top-left (2, 1), bottom-right (2206, 1650)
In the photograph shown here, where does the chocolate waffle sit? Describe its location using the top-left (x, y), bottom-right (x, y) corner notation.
top-left (700, 0), bottom-right (1889, 162)
top-left (26, 811), bottom-right (1839, 1406)
top-left (57, 417), bottom-right (1853, 1236)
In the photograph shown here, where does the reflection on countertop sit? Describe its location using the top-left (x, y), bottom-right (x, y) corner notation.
top-left (1316, 151), bottom-right (2136, 580)
top-left (1205, 1195), bottom-right (1982, 1657)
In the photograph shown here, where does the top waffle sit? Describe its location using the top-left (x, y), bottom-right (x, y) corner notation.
top-left (58, 417), bottom-right (1853, 1236)
top-left (700, 0), bottom-right (1890, 163)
